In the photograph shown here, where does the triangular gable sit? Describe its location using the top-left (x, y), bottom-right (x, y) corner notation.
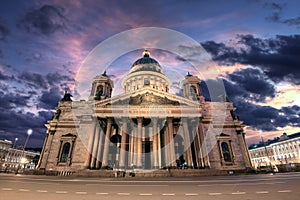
top-left (94, 87), bottom-right (200, 107)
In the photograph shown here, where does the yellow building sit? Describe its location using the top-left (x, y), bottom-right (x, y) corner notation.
top-left (249, 133), bottom-right (300, 169)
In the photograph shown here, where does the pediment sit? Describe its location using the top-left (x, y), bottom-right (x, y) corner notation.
top-left (94, 87), bottom-right (200, 108)
top-left (114, 92), bottom-right (180, 105)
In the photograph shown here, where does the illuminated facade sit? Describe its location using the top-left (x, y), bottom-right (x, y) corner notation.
top-left (249, 133), bottom-right (300, 168)
top-left (38, 51), bottom-right (252, 175)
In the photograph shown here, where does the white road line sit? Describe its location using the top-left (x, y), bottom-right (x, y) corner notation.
top-left (139, 194), bottom-right (153, 196)
top-left (256, 191), bottom-right (269, 194)
top-left (162, 193), bottom-right (175, 196)
top-left (278, 190), bottom-right (291, 193)
top-left (56, 191), bottom-right (68, 194)
top-left (108, 184), bottom-right (168, 187)
top-left (75, 191), bottom-right (87, 194)
top-left (198, 181), bottom-right (285, 187)
top-left (96, 192), bottom-right (109, 195)
top-left (185, 193), bottom-right (198, 196)
top-left (117, 193), bottom-right (130, 195)
top-left (36, 190), bottom-right (48, 193)
top-left (208, 193), bottom-right (222, 195)
top-left (232, 192), bottom-right (246, 195)
top-left (18, 189), bottom-right (30, 192)
top-left (2, 188), bottom-right (13, 191)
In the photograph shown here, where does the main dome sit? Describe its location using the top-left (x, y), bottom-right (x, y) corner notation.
top-left (129, 50), bottom-right (162, 74)
top-left (122, 50), bottom-right (170, 93)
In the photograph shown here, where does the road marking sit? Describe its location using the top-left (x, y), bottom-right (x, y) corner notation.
top-left (185, 193), bottom-right (198, 196)
top-left (108, 184), bottom-right (168, 187)
top-left (56, 191), bottom-right (68, 194)
top-left (2, 188), bottom-right (13, 191)
top-left (208, 193), bottom-right (222, 195)
top-left (162, 193), bottom-right (175, 196)
top-left (232, 192), bottom-right (246, 195)
top-left (256, 191), bottom-right (269, 194)
top-left (37, 190), bottom-right (48, 193)
top-left (139, 193), bottom-right (153, 196)
top-left (96, 192), bottom-right (109, 195)
top-left (75, 191), bottom-right (87, 194)
top-left (19, 189), bottom-right (30, 192)
top-left (278, 190), bottom-right (291, 193)
top-left (198, 181), bottom-right (285, 187)
top-left (117, 193), bottom-right (130, 195)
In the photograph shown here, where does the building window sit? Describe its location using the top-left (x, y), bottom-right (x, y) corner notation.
top-left (221, 142), bottom-right (232, 162)
top-left (60, 142), bottom-right (70, 162)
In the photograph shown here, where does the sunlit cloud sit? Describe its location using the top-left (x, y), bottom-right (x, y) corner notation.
top-left (245, 125), bottom-right (300, 145)
top-left (258, 82), bottom-right (300, 109)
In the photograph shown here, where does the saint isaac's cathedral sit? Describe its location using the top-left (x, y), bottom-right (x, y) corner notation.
top-left (37, 50), bottom-right (252, 176)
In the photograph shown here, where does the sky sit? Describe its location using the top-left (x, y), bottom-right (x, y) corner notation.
top-left (0, 0), bottom-right (299, 148)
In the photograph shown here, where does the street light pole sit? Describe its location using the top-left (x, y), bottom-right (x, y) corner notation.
top-left (13, 138), bottom-right (18, 148)
top-left (16, 129), bottom-right (32, 174)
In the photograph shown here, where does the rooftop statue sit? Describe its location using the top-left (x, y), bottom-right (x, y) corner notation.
top-left (61, 91), bottom-right (72, 102)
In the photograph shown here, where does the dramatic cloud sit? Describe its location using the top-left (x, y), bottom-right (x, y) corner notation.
top-left (0, 69), bottom-right (74, 146)
top-left (18, 71), bottom-right (48, 89)
top-left (226, 67), bottom-right (275, 102)
top-left (0, 90), bottom-right (30, 110)
top-left (18, 71), bottom-right (74, 90)
top-left (18, 5), bottom-right (66, 35)
top-left (0, 108), bottom-right (52, 148)
top-left (227, 96), bottom-right (299, 131)
top-left (201, 34), bottom-right (300, 84)
top-left (0, 71), bottom-right (15, 81)
top-left (200, 66), bottom-right (297, 132)
top-left (38, 86), bottom-right (62, 109)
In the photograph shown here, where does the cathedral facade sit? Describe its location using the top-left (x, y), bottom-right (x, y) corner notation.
top-left (37, 50), bottom-right (252, 176)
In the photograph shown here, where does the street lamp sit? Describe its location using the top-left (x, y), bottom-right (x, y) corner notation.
top-left (23, 129), bottom-right (33, 151)
top-left (16, 129), bottom-right (32, 174)
top-left (13, 138), bottom-right (18, 148)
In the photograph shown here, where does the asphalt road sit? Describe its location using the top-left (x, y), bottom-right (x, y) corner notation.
top-left (1, 172), bottom-right (300, 200)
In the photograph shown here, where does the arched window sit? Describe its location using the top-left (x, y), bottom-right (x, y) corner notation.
top-left (191, 85), bottom-right (197, 93)
top-left (95, 85), bottom-right (104, 100)
top-left (221, 142), bottom-right (232, 162)
top-left (60, 142), bottom-right (70, 162)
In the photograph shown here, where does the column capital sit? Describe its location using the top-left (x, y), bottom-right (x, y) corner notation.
top-left (121, 117), bottom-right (131, 124)
top-left (181, 117), bottom-right (188, 123)
top-left (167, 117), bottom-right (173, 123)
top-left (137, 117), bottom-right (143, 124)
top-left (152, 117), bottom-right (158, 124)
top-left (107, 117), bottom-right (113, 124)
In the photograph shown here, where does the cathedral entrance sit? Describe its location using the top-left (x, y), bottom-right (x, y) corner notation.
top-left (142, 141), bottom-right (152, 169)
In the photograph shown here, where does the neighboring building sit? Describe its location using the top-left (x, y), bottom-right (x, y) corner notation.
top-left (0, 139), bottom-right (40, 172)
top-left (0, 140), bottom-right (12, 172)
top-left (37, 50), bottom-right (252, 175)
top-left (3, 148), bottom-right (40, 172)
top-left (249, 132), bottom-right (300, 168)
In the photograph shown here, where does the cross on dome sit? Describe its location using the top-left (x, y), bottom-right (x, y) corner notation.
top-left (142, 50), bottom-right (150, 57)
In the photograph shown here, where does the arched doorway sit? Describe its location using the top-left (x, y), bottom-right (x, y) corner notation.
top-left (108, 134), bottom-right (121, 168)
top-left (174, 135), bottom-right (185, 168)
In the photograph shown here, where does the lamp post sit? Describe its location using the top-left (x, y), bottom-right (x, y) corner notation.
top-left (13, 138), bottom-right (18, 148)
top-left (16, 129), bottom-right (32, 174)
top-left (23, 129), bottom-right (33, 152)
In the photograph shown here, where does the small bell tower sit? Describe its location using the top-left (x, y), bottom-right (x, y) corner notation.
top-left (181, 72), bottom-right (204, 101)
top-left (89, 70), bottom-right (114, 101)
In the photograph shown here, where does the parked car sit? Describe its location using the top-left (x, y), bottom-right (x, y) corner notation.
top-left (257, 165), bottom-right (278, 173)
